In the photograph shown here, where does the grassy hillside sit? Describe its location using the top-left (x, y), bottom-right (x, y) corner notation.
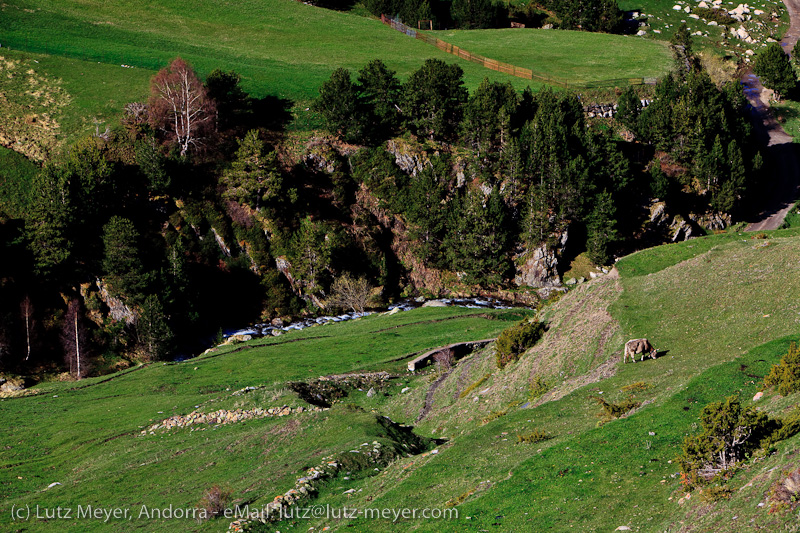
top-left (258, 228), bottom-right (800, 532)
top-left (4, 230), bottom-right (800, 532)
top-left (0, 147), bottom-right (39, 218)
top-left (0, 307), bottom-right (529, 532)
top-left (0, 0), bottom-right (674, 136)
top-left (429, 28), bottom-right (672, 85)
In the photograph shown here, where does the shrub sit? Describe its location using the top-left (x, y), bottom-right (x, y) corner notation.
top-left (621, 381), bottom-right (651, 394)
top-left (763, 342), bottom-right (800, 396)
top-left (459, 373), bottom-right (491, 399)
top-left (528, 375), bottom-right (550, 402)
top-left (516, 429), bottom-right (551, 444)
top-left (700, 484), bottom-right (732, 503)
top-left (197, 485), bottom-right (232, 520)
top-left (592, 395), bottom-right (640, 424)
top-left (495, 320), bottom-right (545, 369)
top-left (694, 7), bottom-right (733, 24)
top-left (678, 396), bottom-right (779, 488)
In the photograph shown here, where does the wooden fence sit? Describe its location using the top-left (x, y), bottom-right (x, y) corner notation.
top-left (380, 15), bottom-right (655, 89)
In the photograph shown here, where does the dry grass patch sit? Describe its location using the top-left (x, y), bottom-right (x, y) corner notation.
top-left (0, 55), bottom-right (69, 160)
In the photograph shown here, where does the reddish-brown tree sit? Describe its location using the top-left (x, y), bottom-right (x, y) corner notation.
top-left (61, 299), bottom-right (89, 379)
top-left (148, 58), bottom-right (215, 156)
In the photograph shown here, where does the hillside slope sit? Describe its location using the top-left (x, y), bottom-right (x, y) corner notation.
top-left (267, 229), bottom-right (800, 532)
top-left (3, 231), bottom-right (800, 532)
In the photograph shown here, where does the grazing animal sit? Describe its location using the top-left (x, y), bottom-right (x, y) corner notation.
top-left (623, 338), bottom-right (657, 363)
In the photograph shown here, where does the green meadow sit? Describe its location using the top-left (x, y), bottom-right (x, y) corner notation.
top-left (0, 307), bottom-right (530, 532)
top-left (3, 0), bottom-right (671, 103)
top-left (429, 28), bottom-right (672, 85)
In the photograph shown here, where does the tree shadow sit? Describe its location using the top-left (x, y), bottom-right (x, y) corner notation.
top-left (243, 95), bottom-right (294, 132)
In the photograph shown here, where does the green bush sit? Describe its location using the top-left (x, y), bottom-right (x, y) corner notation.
top-left (495, 320), bottom-right (545, 369)
top-left (592, 395), bottom-right (640, 424)
top-left (459, 372), bottom-right (491, 399)
top-left (763, 342), bottom-right (800, 396)
top-left (678, 396), bottom-right (779, 488)
top-left (516, 429), bottom-right (551, 444)
top-left (528, 375), bottom-right (550, 402)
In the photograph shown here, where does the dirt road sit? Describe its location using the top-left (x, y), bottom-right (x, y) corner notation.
top-left (744, 0), bottom-right (800, 231)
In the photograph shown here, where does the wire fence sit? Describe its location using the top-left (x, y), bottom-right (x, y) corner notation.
top-left (380, 15), bottom-right (657, 89)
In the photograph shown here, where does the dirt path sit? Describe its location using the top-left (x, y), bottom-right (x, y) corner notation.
top-left (417, 369), bottom-right (454, 422)
top-left (744, 0), bottom-right (800, 231)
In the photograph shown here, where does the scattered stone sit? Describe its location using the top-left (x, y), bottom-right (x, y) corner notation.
top-left (753, 391), bottom-right (764, 401)
top-left (616, 527), bottom-right (632, 531)
top-left (673, 4), bottom-right (683, 10)
top-left (421, 299), bottom-right (447, 307)
top-left (366, 387), bottom-right (376, 398)
top-left (565, 278), bottom-right (578, 285)
top-left (46, 482), bottom-right (61, 489)
top-left (401, 387), bottom-right (411, 393)
top-left (142, 404), bottom-right (325, 434)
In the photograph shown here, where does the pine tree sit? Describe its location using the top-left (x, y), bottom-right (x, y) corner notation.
top-left (445, 187), bottom-right (510, 285)
top-left (102, 217), bottom-right (149, 304)
top-left (221, 130), bottom-right (282, 209)
top-left (315, 68), bottom-right (363, 142)
top-left (753, 43), bottom-right (797, 100)
top-left (461, 78), bottom-right (519, 153)
top-left (402, 59), bottom-right (468, 141)
top-left (136, 295), bottom-right (173, 361)
top-left (26, 164), bottom-right (73, 278)
top-left (615, 86), bottom-right (642, 135)
top-left (356, 60), bottom-right (401, 142)
top-left (290, 216), bottom-right (334, 295)
top-left (586, 191), bottom-right (618, 266)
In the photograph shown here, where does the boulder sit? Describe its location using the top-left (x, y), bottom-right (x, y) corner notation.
top-left (386, 139), bottom-right (429, 176)
top-left (0, 378), bottom-right (24, 393)
top-left (670, 216), bottom-right (694, 242)
top-left (513, 230), bottom-right (568, 288)
top-left (422, 300), bottom-right (447, 307)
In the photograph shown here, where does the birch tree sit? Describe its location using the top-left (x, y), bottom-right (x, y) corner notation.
top-left (61, 299), bottom-right (89, 379)
top-left (149, 58), bottom-right (215, 157)
top-left (20, 295), bottom-right (34, 362)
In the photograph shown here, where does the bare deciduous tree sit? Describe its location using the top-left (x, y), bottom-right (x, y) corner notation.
top-left (326, 273), bottom-right (372, 313)
top-left (148, 58), bottom-right (215, 157)
top-left (61, 299), bottom-right (89, 379)
top-left (20, 295), bottom-right (34, 362)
